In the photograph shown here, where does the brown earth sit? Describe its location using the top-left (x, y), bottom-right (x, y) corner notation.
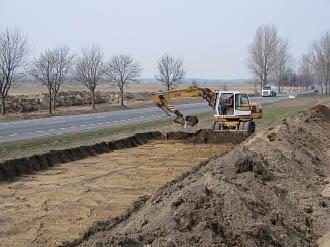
top-left (67, 104), bottom-right (330, 247)
top-left (0, 136), bottom-right (237, 246)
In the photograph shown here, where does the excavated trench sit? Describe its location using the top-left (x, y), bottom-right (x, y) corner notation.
top-left (0, 129), bottom-right (246, 182)
top-left (0, 129), bottom-right (247, 247)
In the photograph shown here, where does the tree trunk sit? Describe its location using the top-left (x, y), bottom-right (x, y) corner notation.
top-left (53, 92), bottom-right (57, 111)
top-left (167, 83), bottom-right (170, 91)
top-left (48, 89), bottom-right (52, 114)
top-left (91, 90), bottom-right (96, 110)
top-left (0, 96), bottom-right (5, 115)
top-left (120, 88), bottom-right (124, 106)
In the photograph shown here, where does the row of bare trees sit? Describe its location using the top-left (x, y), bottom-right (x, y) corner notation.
top-left (31, 45), bottom-right (143, 113)
top-left (247, 24), bottom-right (292, 93)
top-left (0, 28), bottom-right (186, 115)
top-left (248, 24), bottom-right (330, 96)
top-left (298, 32), bottom-right (330, 96)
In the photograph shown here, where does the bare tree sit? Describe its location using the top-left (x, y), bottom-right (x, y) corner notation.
top-left (31, 45), bottom-right (73, 113)
top-left (274, 39), bottom-right (292, 93)
top-left (310, 31), bottom-right (330, 96)
top-left (51, 46), bottom-right (74, 110)
top-left (0, 28), bottom-right (29, 115)
top-left (74, 45), bottom-right (104, 110)
top-left (247, 25), bottom-right (281, 92)
top-left (298, 53), bottom-right (314, 90)
top-left (155, 54), bottom-right (185, 91)
top-left (105, 54), bottom-right (142, 106)
top-left (190, 79), bottom-right (199, 87)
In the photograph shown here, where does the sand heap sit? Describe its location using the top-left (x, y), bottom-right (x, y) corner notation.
top-left (66, 105), bottom-right (330, 247)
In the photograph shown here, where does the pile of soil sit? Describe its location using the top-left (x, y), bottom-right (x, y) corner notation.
top-left (65, 104), bottom-right (330, 247)
top-left (166, 129), bottom-right (247, 145)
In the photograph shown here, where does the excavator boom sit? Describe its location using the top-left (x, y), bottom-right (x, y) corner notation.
top-left (150, 86), bottom-right (216, 127)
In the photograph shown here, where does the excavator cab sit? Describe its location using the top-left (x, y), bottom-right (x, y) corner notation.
top-left (216, 91), bottom-right (251, 116)
top-left (214, 91), bottom-right (262, 133)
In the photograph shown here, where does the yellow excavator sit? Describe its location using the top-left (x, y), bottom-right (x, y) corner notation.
top-left (150, 86), bottom-right (262, 134)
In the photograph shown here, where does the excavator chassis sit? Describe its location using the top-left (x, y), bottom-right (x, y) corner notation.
top-left (213, 120), bottom-right (256, 135)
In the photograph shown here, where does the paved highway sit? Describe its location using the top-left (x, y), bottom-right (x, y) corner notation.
top-left (0, 94), bottom-right (299, 143)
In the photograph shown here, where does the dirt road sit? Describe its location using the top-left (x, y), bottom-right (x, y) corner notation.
top-left (0, 140), bottom-right (232, 247)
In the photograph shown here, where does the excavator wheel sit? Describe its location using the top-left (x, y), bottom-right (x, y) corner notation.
top-left (247, 121), bottom-right (256, 135)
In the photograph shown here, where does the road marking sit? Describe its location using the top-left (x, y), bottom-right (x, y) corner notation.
top-left (80, 124), bottom-right (86, 127)
top-left (36, 130), bottom-right (44, 133)
top-left (97, 122), bottom-right (103, 125)
top-left (60, 128), bottom-right (67, 130)
top-left (9, 133), bottom-right (18, 137)
top-left (89, 123), bottom-right (95, 126)
top-left (49, 129), bottom-right (56, 131)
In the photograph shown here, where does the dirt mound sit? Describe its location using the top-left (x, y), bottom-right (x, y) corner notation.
top-left (309, 104), bottom-right (330, 122)
top-left (166, 129), bottom-right (247, 144)
top-left (66, 105), bottom-right (330, 247)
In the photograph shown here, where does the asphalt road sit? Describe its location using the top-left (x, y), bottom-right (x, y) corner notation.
top-left (0, 94), bottom-right (303, 143)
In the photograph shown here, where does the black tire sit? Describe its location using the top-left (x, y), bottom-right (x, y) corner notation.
top-left (247, 121), bottom-right (256, 135)
top-left (213, 122), bottom-right (217, 130)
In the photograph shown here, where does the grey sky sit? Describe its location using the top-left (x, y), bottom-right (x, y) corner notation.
top-left (0, 0), bottom-right (329, 79)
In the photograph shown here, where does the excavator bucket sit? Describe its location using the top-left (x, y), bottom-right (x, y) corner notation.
top-left (184, 115), bottom-right (199, 127)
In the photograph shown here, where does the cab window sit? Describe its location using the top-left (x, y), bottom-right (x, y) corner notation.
top-left (218, 93), bottom-right (234, 115)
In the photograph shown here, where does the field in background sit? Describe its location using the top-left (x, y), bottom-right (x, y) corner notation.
top-left (10, 82), bottom-right (303, 95)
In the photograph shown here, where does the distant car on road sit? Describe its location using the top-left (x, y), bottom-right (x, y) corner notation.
top-left (262, 85), bottom-right (277, 97)
top-left (311, 85), bottom-right (320, 93)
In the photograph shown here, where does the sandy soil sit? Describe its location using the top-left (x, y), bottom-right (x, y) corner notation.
top-left (0, 140), bottom-right (232, 247)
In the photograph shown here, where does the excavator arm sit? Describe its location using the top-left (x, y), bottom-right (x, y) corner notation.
top-left (150, 86), bottom-right (216, 127)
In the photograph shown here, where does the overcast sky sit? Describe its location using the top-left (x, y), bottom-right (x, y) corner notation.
top-left (0, 0), bottom-right (329, 79)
